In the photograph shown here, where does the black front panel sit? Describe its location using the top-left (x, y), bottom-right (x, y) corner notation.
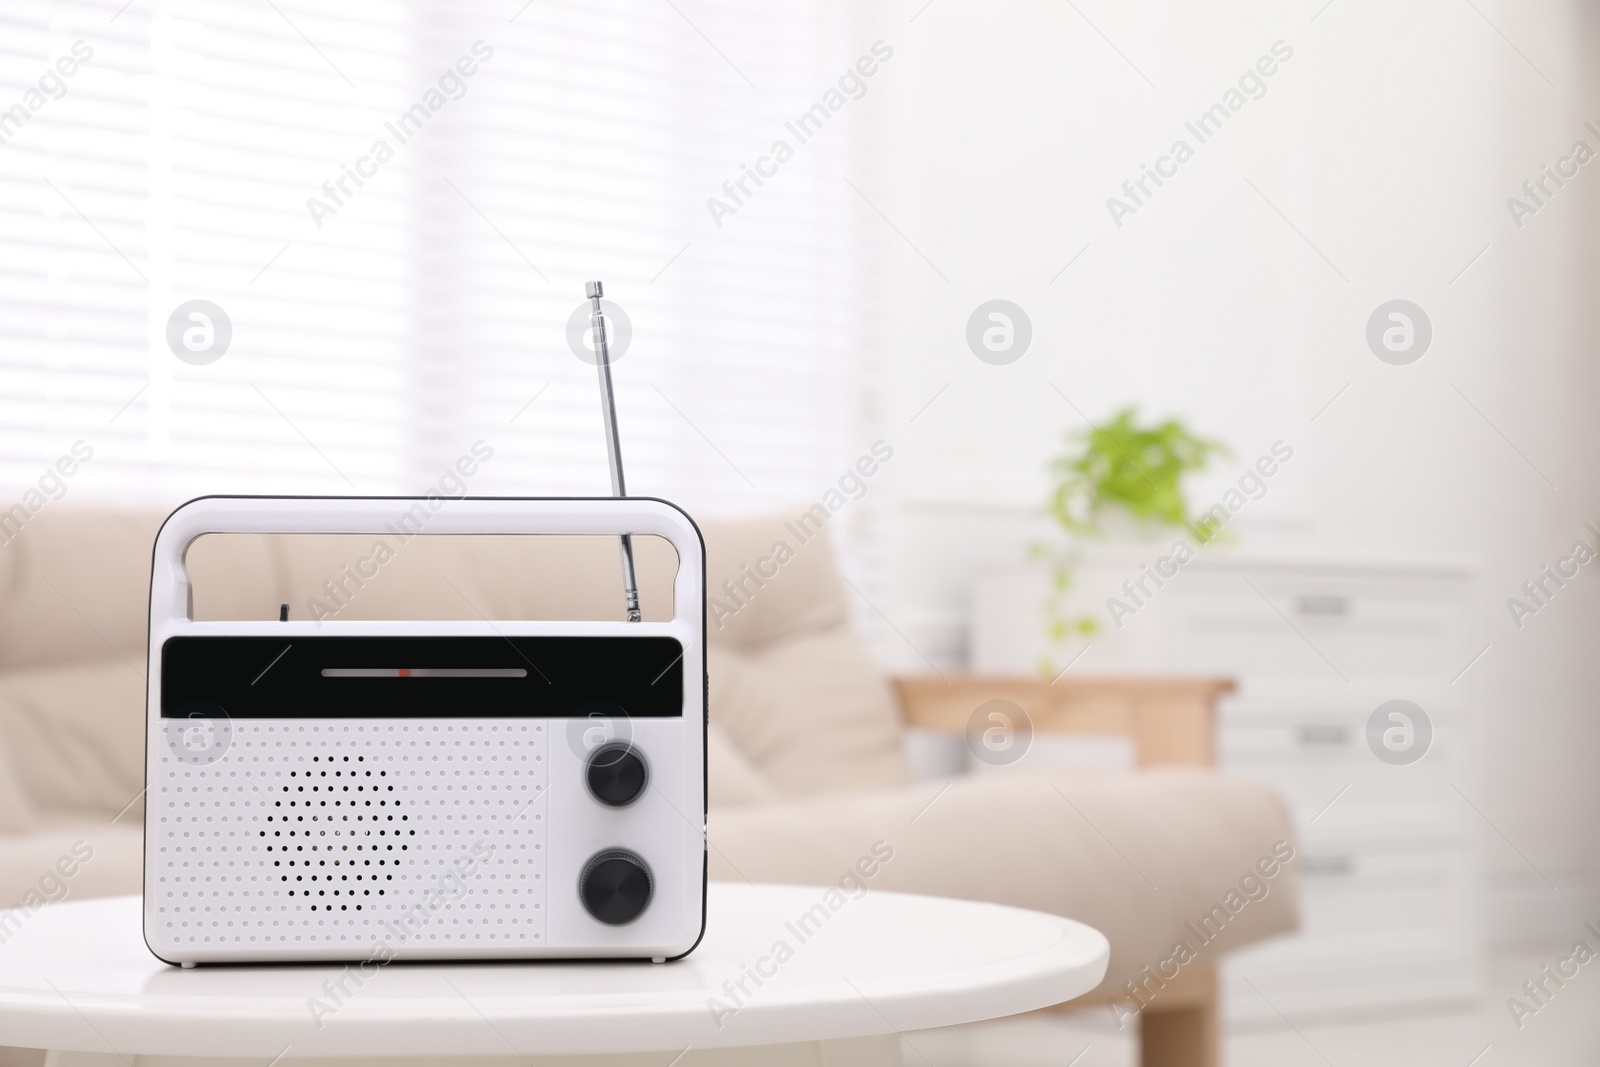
top-left (161, 635), bottom-right (684, 719)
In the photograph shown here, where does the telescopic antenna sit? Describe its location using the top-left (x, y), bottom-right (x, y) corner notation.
top-left (587, 280), bottom-right (642, 623)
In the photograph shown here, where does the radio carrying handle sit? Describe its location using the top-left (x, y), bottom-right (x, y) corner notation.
top-left (146, 495), bottom-right (703, 630)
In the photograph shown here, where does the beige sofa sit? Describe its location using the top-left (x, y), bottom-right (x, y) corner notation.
top-left (0, 507), bottom-right (1296, 1066)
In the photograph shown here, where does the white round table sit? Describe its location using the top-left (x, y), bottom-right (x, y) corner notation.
top-left (0, 884), bottom-right (1108, 1066)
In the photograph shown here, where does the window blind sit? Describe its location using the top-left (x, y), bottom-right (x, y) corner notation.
top-left (0, 0), bottom-right (882, 516)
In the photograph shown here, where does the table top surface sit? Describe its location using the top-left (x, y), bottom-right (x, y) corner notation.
top-left (0, 884), bottom-right (1108, 1057)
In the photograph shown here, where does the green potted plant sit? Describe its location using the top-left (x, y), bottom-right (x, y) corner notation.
top-left (1034, 407), bottom-right (1228, 675)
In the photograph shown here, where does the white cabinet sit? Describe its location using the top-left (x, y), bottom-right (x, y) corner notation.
top-left (972, 550), bottom-right (1482, 1023)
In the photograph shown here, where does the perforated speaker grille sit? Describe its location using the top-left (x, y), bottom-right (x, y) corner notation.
top-left (152, 720), bottom-right (549, 953)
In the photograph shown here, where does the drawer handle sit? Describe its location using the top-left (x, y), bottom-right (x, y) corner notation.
top-left (1301, 855), bottom-right (1354, 877)
top-left (1296, 594), bottom-right (1349, 616)
top-left (1297, 725), bottom-right (1351, 746)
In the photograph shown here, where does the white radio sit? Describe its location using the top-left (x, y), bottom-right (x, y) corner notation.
top-left (142, 285), bottom-right (707, 965)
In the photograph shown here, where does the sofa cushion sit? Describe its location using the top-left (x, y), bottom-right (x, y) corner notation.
top-left (0, 510), bottom-right (899, 813)
top-left (0, 659), bottom-right (144, 819)
top-left (0, 511), bottom-right (161, 672)
top-left (701, 515), bottom-right (851, 652)
top-left (707, 769), bottom-right (1298, 1001)
top-left (706, 722), bottom-right (778, 807)
top-left (1, 509), bottom-right (851, 648)
top-left (709, 630), bottom-right (910, 796)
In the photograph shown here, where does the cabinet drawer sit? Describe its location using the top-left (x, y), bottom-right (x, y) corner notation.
top-left (1292, 849), bottom-right (1475, 936)
top-left (1222, 720), bottom-right (1465, 839)
top-left (1159, 571), bottom-right (1466, 681)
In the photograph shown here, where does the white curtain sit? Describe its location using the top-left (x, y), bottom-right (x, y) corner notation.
top-left (0, 0), bottom-right (884, 515)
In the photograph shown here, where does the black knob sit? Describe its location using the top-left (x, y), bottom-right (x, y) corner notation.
top-left (586, 742), bottom-right (648, 807)
top-left (579, 849), bottom-right (653, 925)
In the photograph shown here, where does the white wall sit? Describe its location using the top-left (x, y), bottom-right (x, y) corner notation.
top-left (857, 0), bottom-right (1600, 948)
